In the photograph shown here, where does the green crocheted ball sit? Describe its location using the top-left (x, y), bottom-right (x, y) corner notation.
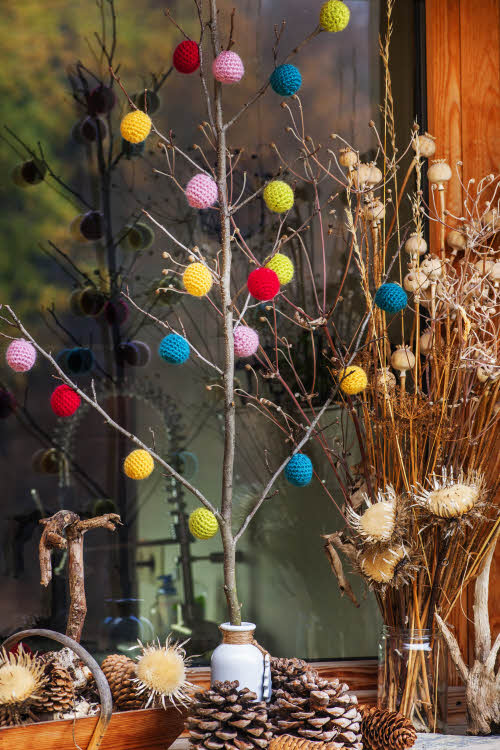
top-left (320, 1), bottom-right (350, 33)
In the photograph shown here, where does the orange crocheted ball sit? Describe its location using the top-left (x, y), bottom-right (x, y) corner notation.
top-left (120, 111), bottom-right (152, 144)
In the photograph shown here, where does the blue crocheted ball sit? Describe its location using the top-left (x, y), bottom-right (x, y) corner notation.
top-left (56, 347), bottom-right (94, 376)
top-left (284, 453), bottom-right (313, 487)
top-left (270, 64), bottom-right (302, 97)
top-left (374, 283), bottom-right (408, 313)
top-left (158, 334), bottom-right (190, 364)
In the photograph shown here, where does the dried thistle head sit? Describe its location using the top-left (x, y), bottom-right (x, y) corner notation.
top-left (357, 543), bottom-right (412, 587)
top-left (412, 468), bottom-right (485, 523)
top-left (133, 637), bottom-right (194, 709)
top-left (346, 486), bottom-right (399, 544)
top-left (0, 647), bottom-right (46, 722)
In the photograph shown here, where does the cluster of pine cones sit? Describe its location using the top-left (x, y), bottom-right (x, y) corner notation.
top-left (187, 656), bottom-right (417, 750)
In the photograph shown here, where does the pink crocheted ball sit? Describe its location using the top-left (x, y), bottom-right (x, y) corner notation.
top-left (6, 339), bottom-right (37, 373)
top-left (212, 51), bottom-right (244, 84)
top-left (234, 326), bottom-right (259, 358)
top-left (185, 174), bottom-right (218, 209)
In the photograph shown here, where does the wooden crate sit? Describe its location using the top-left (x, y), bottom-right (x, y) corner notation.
top-left (0, 705), bottom-right (186, 750)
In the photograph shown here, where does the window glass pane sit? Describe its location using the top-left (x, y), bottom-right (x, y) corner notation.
top-left (0, 0), bottom-right (414, 663)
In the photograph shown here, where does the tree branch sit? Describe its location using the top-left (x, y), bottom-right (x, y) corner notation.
top-left (435, 612), bottom-right (470, 684)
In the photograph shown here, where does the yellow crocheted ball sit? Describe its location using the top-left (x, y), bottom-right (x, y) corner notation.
top-left (123, 449), bottom-right (155, 480)
top-left (189, 508), bottom-right (219, 540)
top-left (183, 262), bottom-right (213, 297)
top-left (263, 181), bottom-right (294, 213)
top-left (320, 1), bottom-right (350, 32)
top-left (338, 365), bottom-right (368, 395)
top-left (265, 253), bottom-right (294, 285)
top-left (120, 110), bottom-right (152, 144)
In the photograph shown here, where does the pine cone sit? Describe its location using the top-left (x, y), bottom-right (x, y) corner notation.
top-left (37, 661), bottom-right (75, 715)
top-left (270, 657), bottom-right (315, 696)
top-left (101, 654), bottom-right (145, 711)
top-left (361, 706), bottom-right (417, 750)
top-left (269, 672), bottom-right (362, 750)
top-left (187, 680), bottom-right (273, 750)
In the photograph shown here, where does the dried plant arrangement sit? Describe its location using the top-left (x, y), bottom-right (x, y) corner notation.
top-left (1, 0), bottom-right (498, 736)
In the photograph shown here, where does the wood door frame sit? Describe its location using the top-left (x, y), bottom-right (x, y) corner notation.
top-left (425, 0), bottom-right (500, 674)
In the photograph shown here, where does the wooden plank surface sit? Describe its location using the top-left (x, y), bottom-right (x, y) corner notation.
top-left (426, 0), bottom-right (500, 682)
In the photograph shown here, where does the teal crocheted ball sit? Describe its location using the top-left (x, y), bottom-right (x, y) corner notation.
top-left (374, 283), bottom-right (408, 313)
top-left (284, 453), bottom-right (313, 487)
top-left (270, 64), bottom-right (302, 97)
top-left (158, 334), bottom-right (190, 364)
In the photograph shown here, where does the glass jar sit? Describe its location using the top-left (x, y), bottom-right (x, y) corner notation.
top-left (378, 626), bottom-right (448, 733)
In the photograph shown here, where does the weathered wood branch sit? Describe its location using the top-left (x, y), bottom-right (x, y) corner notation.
top-left (39, 511), bottom-right (122, 642)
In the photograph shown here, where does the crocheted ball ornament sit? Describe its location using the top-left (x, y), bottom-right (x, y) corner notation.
top-left (73, 287), bottom-right (106, 317)
top-left (80, 211), bottom-right (104, 241)
top-left (20, 159), bottom-right (46, 185)
top-left (104, 299), bottom-right (129, 326)
top-left (265, 253), bottom-right (294, 285)
top-left (119, 340), bottom-right (151, 367)
top-left (50, 385), bottom-right (81, 417)
top-left (159, 334), bottom-right (190, 364)
top-left (122, 222), bottom-right (155, 251)
top-left (122, 138), bottom-right (146, 159)
top-left (247, 267), bottom-right (280, 301)
top-left (189, 507), bottom-right (219, 540)
top-left (6, 339), bottom-right (37, 372)
top-left (270, 64), bottom-right (302, 97)
top-left (120, 110), bottom-right (152, 144)
top-left (374, 283), bottom-right (408, 313)
top-left (233, 326), bottom-right (259, 358)
top-left (338, 365), bottom-right (368, 395)
top-left (263, 181), bottom-right (294, 213)
top-left (124, 449), bottom-right (154, 480)
top-left (132, 89), bottom-right (161, 115)
top-left (78, 117), bottom-right (108, 143)
top-left (185, 174), bottom-right (218, 209)
top-left (88, 85), bottom-right (116, 115)
top-left (319, 1), bottom-right (351, 32)
top-left (213, 51), bottom-right (245, 83)
top-left (183, 262), bottom-right (213, 297)
top-left (173, 40), bottom-right (200, 73)
top-left (284, 453), bottom-right (313, 487)
top-left (57, 347), bottom-right (94, 376)
top-left (0, 388), bottom-right (16, 419)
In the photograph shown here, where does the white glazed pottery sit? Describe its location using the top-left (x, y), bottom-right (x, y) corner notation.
top-left (210, 622), bottom-right (271, 701)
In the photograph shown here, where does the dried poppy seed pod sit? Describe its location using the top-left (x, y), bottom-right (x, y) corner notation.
top-left (420, 254), bottom-right (444, 280)
top-left (446, 229), bottom-right (467, 252)
top-left (427, 159), bottom-right (452, 188)
top-left (339, 147), bottom-right (358, 169)
top-left (482, 207), bottom-right (499, 230)
top-left (412, 132), bottom-right (436, 158)
top-left (391, 345), bottom-right (416, 372)
top-left (374, 367), bottom-right (396, 394)
top-left (368, 163), bottom-right (383, 186)
top-left (352, 162), bottom-right (373, 188)
top-left (405, 232), bottom-right (427, 256)
top-left (420, 328), bottom-right (434, 355)
top-left (474, 258), bottom-right (495, 276)
top-left (404, 270), bottom-right (430, 294)
top-left (363, 198), bottom-right (385, 223)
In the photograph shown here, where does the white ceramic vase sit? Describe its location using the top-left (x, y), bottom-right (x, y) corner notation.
top-left (210, 622), bottom-right (271, 702)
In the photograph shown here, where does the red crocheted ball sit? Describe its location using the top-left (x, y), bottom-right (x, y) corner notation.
top-left (173, 40), bottom-right (200, 74)
top-left (50, 385), bottom-right (81, 417)
top-left (247, 268), bottom-right (280, 301)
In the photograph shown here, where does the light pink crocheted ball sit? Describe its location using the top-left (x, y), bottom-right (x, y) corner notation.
top-left (6, 339), bottom-right (37, 373)
top-left (185, 174), bottom-right (218, 209)
top-left (233, 326), bottom-right (259, 358)
top-left (212, 51), bottom-right (245, 84)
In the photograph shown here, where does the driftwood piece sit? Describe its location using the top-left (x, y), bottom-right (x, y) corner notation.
top-left (39, 510), bottom-right (122, 643)
top-left (435, 535), bottom-right (500, 736)
top-left (322, 531), bottom-right (359, 607)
